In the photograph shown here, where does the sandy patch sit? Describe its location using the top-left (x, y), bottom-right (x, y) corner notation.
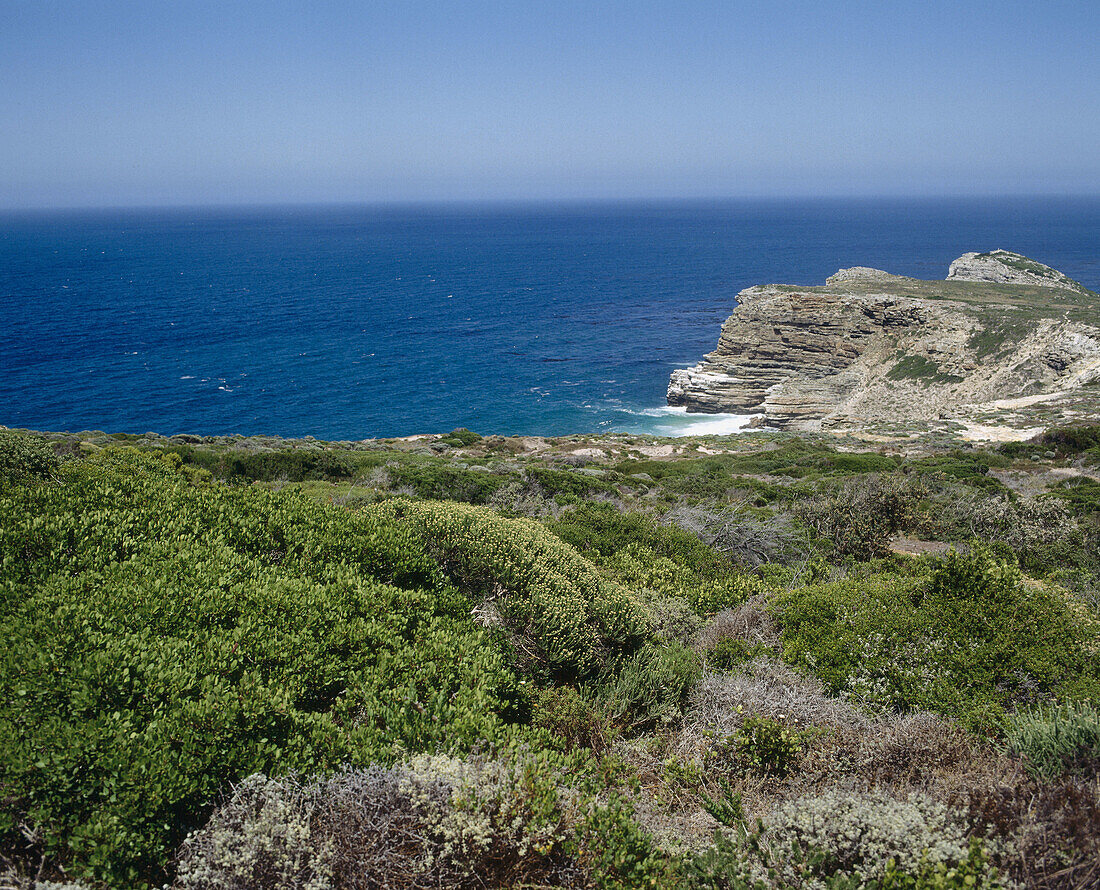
top-left (959, 423), bottom-right (1044, 443)
top-left (989, 391), bottom-right (1068, 410)
top-left (633, 444), bottom-right (679, 457)
top-left (568, 447), bottom-right (609, 459)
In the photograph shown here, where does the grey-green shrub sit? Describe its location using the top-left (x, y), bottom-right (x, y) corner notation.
top-left (762, 789), bottom-right (972, 884)
top-left (1004, 701), bottom-right (1100, 777)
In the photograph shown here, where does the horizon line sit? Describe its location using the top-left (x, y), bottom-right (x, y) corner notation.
top-left (3, 192), bottom-right (1100, 215)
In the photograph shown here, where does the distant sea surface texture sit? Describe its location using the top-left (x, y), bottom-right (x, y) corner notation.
top-left (2, 199), bottom-right (1098, 439)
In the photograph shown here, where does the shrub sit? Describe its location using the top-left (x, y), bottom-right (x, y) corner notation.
top-left (173, 774), bottom-right (334, 890)
top-left (762, 789), bottom-right (976, 885)
top-left (0, 452), bottom-right (522, 887)
top-left (531, 685), bottom-right (610, 753)
top-left (438, 428), bottom-right (483, 447)
top-left (706, 638), bottom-right (769, 672)
top-left (1003, 701), bottom-right (1100, 778)
top-left (796, 474), bottom-right (920, 559)
top-left (174, 753), bottom-right (667, 890)
top-left (730, 714), bottom-right (807, 776)
top-left (385, 461), bottom-right (512, 504)
top-left (684, 792), bottom-right (998, 889)
top-left (960, 773), bottom-right (1100, 889)
top-left (1033, 423), bottom-right (1100, 460)
top-left (937, 491), bottom-right (1084, 573)
top-left (776, 547), bottom-right (1100, 727)
top-left (0, 430), bottom-right (59, 482)
top-left (548, 503), bottom-right (727, 579)
top-left (603, 642), bottom-right (702, 733)
top-left (664, 504), bottom-right (811, 568)
top-left (371, 499), bottom-right (650, 682)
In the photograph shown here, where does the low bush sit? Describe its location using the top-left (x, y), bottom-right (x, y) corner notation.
top-left (437, 428), bottom-right (482, 447)
top-left (796, 474), bottom-right (921, 559)
top-left (706, 638), bottom-right (770, 672)
top-left (664, 505), bottom-right (811, 567)
top-left (730, 714), bottom-right (808, 776)
top-left (171, 446), bottom-right (360, 483)
top-left (1032, 423), bottom-right (1100, 460)
top-left (685, 793), bottom-right (999, 890)
top-left (385, 461), bottom-right (513, 504)
top-left (0, 452), bottom-right (525, 886)
top-left (548, 503), bottom-right (727, 579)
top-left (760, 789), bottom-right (978, 885)
top-left (1003, 701), bottom-right (1100, 777)
top-left (0, 430), bottom-right (59, 482)
top-left (775, 547), bottom-right (1099, 726)
top-left (531, 686), bottom-right (611, 753)
top-left (371, 499), bottom-right (650, 682)
top-left (602, 642), bottom-right (702, 733)
top-left (960, 773), bottom-right (1100, 889)
top-left (173, 752), bottom-right (668, 890)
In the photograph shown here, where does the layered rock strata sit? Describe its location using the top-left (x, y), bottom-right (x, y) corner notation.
top-left (668, 253), bottom-right (1100, 432)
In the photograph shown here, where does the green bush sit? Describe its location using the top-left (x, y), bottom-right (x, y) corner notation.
top-left (171, 446), bottom-right (359, 482)
top-left (708, 638), bottom-right (769, 672)
top-left (1033, 424), bottom-right (1100, 460)
top-left (0, 451), bottom-right (524, 886)
top-left (438, 427), bottom-right (482, 447)
top-left (548, 503), bottom-right (727, 579)
top-left (731, 715), bottom-right (807, 776)
top-left (796, 474), bottom-right (920, 559)
top-left (386, 460), bottom-right (512, 503)
top-left (602, 642), bottom-right (702, 733)
top-left (1003, 701), bottom-right (1100, 777)
top-left (775, 547), bottom-right (1099, 727)
top-left (371, 499), bottom-right (650, 682)
top-left (0, 431), bottom-right (59, 482)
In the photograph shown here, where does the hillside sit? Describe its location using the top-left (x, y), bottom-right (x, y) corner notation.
top-left (2, 423), bottom-right (1100, 889)
top-left (668, 252), bottom-right (1100, 440)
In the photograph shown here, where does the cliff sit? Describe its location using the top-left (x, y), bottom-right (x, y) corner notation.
top-left (668, 252), bottom-right (1100, 437)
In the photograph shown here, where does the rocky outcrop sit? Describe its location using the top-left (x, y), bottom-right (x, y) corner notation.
top-left (668, 253), bottom-right (1099, 432)
top-left (947, 249), bottom-right (1090, 295)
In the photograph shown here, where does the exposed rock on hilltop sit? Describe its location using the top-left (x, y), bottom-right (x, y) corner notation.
top-left (948, 249), bottom-right (1092, 295)
top-left (668, 252), bottom-right (1100, 439)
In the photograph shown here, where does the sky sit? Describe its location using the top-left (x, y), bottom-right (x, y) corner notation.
top-left (2, 0), bottom-right (1099, 208)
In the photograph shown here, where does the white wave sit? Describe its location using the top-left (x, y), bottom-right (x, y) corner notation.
top-left (615, 405), bottom-right (763, 437)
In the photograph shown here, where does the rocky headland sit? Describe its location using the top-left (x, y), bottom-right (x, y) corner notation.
top-left (668, 251), bottom-right (1100, 440)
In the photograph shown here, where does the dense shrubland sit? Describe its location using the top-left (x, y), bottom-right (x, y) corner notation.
top-left (2, 426), bottom-right (1099, 889)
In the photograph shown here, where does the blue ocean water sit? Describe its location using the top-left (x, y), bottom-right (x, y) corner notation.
top-left (2, 199), bottom-right (1098, 439)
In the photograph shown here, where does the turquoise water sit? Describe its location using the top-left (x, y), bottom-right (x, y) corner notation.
top-left (1, 198), bottom-right (1098, 439)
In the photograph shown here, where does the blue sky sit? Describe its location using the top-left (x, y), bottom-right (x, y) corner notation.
top-left (2, 0), bottom-right (1099, 207)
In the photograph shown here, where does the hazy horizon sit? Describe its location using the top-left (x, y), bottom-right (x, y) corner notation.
top-left (4, 1), bottom-right (1099, 210)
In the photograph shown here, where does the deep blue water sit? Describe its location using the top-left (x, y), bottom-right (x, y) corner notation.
top-left (2, 198), bottom-right (1098, 439)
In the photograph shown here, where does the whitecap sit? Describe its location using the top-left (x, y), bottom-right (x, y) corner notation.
top-left (615, 405), bottom-right (763, 437)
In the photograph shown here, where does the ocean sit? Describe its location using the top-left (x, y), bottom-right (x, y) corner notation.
top-left (2, 198), bottom-right (1098, 440)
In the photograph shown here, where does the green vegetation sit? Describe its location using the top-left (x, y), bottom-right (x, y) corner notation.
top-left (775, 546), bottom-right (1098, 728)
top-left (3, 427), bottom-right (1099, 889)
top-left (886, 355), bottom-right (965, 385)
top-left (1003, 701), bottom-right (1100, 778)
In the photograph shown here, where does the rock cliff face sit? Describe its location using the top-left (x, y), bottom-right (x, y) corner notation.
top-left (668, 253), bottom-right (1100, 435)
